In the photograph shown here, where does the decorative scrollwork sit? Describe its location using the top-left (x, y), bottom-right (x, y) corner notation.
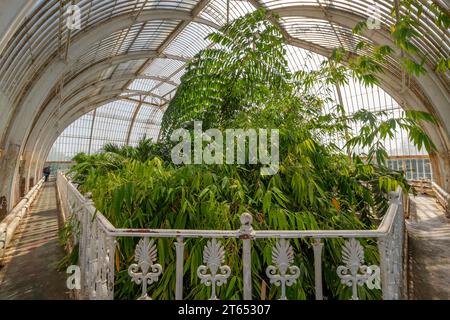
top-left (337, 238), bottom-right (374, 300)
top-left (266, 239), bottom-right (300, 300)
top-left (197, 239), bottom-right (231, 300)
top-left (366, 265), bottom-right (381, 290)
top-left (128, 238), bottom-right (163, 300)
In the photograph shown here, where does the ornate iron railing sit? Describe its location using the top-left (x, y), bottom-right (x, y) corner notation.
top-left (56, 171), bottom-right (407, 300)
top-left (0, 177), bottom-right (45, 255)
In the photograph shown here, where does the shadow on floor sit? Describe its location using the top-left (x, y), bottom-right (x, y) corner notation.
top-left (407, 195), bottom-right (450, 300)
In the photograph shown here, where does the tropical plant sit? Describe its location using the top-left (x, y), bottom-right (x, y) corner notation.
top-left (160, 9), bottom-right (291, 139)
top-left (102, 137), bottom-right (172, 163)
top-left (350, 0), bottom-right (449, 78)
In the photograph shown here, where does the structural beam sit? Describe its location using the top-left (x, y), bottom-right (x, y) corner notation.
top-left (126, 97), bottom-right (143, 145)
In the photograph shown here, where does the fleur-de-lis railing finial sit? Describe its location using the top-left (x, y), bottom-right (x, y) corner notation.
top-left (197, 239), bottom-right (231, 300)
top-left (266, 239), bottom-right (300, 300)
top-left (128, 238), bottom-right (163, 300)
top-left (337, 238), bottom-right (374, 300)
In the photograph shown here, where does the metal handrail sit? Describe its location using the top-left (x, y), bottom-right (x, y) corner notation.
top-left (77, 171), bottom-right (402, 239)
top-left (90, 199), bottom-right (401, 241)
top-left (0, 177), bottom-right (45, 251)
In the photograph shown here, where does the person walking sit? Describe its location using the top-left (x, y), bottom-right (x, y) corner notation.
top-left (43, 166), bottom-right (51, 182)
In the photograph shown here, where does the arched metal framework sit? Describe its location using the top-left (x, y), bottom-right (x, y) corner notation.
top-left (0, 0), bottom-right (448, 210)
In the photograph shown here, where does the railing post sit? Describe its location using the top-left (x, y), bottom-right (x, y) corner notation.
top-left (377, 237), bottom-right (391, 300)
top-left (313, 238), bottom-right (323, 300)
top-left (379, 189), bottom-right (404, 300)
top-left (402, 191), bottom-right (409, 299)
top-left (242, 239), bottom-right (252, 300)
top-left (83, 194), bottom-right (97, 299)
top-left (66, 174), bottom-right (69, 217)
top-left (397, 192), bottom-right (405, 300)
top-left (106, 234), bottom-right (116, 300)
top-left (99, 231), bottom-right (115, 300)
top-left (239, 213), bottom-right (254, 300)
top-left (175, 237), bottom-right (185, 300)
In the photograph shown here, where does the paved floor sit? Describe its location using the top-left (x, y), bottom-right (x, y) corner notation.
top-left (407, 195), bottom-right (450, 300)
top-left (0, 181), bottom-right (69, 300)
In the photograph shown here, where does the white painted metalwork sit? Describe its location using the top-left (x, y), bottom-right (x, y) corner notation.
top-left (312, 239), bottom-right (324, 300)
top-left (336, 238), bottom-right (372, 300)
top-left (0, 177), bottom-right (45, 256)
top-left (128, 238), bottom-right (163, 300)
top-left (239, 212), bottom-right (254, 300)
top-left (175, 237), bottom-right (185, 300)
top-left (266, 240), bottom-right (300, 300)
top-left (377, 190), bottom-right (406, 300)
top-left (197, 239), bottom-right (231, 300)
top-left (56, 171), bottom-right (407, 300)
top-left (366, 265), bottom-right (381, 290)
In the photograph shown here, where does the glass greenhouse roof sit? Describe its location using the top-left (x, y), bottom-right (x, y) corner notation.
top-left (20, 0), bottom-right (442, 161)
top-left (48, 44), bottom-right (428, 161)
top-left (48, 99), bottom-right (164, 161)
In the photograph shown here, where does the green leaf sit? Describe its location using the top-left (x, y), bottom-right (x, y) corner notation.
top-left (352, 21), bottom-right (368, 35)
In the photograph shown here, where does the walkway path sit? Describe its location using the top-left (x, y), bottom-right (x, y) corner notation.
top-left (407, 195), bottom-right (450, 300)
top-left (0, 181), bottom-right (69, 299)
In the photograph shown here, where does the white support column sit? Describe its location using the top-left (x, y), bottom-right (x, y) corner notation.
top-left (313, 238), bottom-right (324, 300)
top-left (239, 213), bottom-right (254, 300)
top-left (175, 237), bottom-right (185, 300)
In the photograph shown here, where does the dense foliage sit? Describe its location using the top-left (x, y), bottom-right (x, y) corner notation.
top-left (64, 9), bottom-right (437, 300)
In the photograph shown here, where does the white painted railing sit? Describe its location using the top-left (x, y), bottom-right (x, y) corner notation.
top-left (432, 181), bottom-right (450, 216)
top-left (56, 171), bottom-right (407, 300)
top-left (0, 177), bottom-right (45, 255)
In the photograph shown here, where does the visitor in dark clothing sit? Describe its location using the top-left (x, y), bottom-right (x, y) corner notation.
top-left (43, 166), bottom-right (51, 182)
